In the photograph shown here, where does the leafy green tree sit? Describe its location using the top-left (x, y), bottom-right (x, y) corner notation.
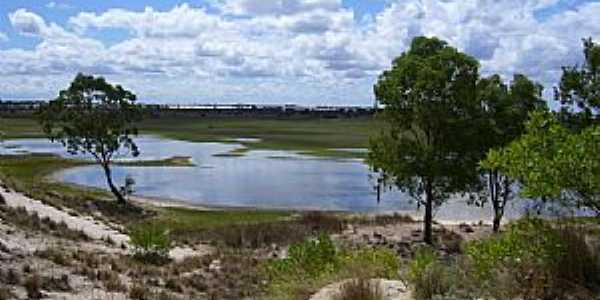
top-left (38, 74), bottom-right (142, 203)
top-left (482, 111), bottom-right (600, 214)
top-left (368, 36), bottom-right (482, 244)
top-left (555, 37), bottom-right (600, 128)
top-left (476, 74), bottom-right (546, 231)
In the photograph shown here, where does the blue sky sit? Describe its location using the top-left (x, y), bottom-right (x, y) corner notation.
top-left (0, 0), bottom-right (599, 104)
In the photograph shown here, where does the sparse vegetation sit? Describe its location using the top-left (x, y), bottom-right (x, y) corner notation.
top-left (334, 279), bottom-right (384, 300)
top-left (130, 223), bottom-right (172, 264)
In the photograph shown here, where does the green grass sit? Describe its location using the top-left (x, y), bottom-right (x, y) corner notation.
top-left (139, 117), bottom-right (380, 158)
top-left (137, 207), bottom-right (289, 232)
top-left (0, 117), bottom-right (43, 139)
top-left (0, 116), bottom-right (381, 158)
top-left (115, 156), bottom-right (196, 167)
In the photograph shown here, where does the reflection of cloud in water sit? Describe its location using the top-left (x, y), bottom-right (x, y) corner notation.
top-left (4, 136), bottom-right (592, 222)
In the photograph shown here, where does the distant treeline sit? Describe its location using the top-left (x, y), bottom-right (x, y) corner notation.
top-left (0, 100), bottom-right (377, 119)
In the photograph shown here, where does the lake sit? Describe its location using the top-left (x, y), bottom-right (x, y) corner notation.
top-left (0, 136), bottom-right (578, 223)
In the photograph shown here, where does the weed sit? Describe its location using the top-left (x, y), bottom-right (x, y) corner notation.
top-left (408, 247), bottom-right (453, 300)
top-left (130, 223), bottom-right (172, 264)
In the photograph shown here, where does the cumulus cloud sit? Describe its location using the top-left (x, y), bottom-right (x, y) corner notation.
top-left (1, 1), bottom-right (599, 104)
top-left (9, 9), bottom-right (48, 36)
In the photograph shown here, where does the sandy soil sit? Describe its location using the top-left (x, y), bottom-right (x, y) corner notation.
top-left (0, 182), bottom-right (211, 261)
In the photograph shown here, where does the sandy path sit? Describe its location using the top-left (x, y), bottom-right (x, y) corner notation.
top-left (0, 183), bottom-right (211, 261)
top-left (0, 185), bottom-right (130, 246)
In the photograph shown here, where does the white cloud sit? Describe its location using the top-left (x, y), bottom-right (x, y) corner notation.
top-left (9, 9), bottom-right (48, 37)
top-left (1, 1), bottom-right (600, 104)
top-left (46, 1), bottom-right (72, 10)
top-left (0, 32), bottom-right (8, 42)
top-left (218, 0), bottom-right (342, 16)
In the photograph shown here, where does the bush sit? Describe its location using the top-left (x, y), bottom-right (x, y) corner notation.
top-left (269, 233), bottom-right (338, 278)
top-left (130, 224), bottom-right (171, 264)
top-left (266, 234), bottom-right (400, 299)
top-left (24, 274), bottom-right (42, 299)
top-left (334, 279), bottom-right (383, 300)
top-left (129, 283), bottom-right (148, 300)
top-left (461, 218), bottom-right (600, 299)
top-left (465, 218), bottom-right (563, 279)
top-left (407, 247), bottom-right (453, 300)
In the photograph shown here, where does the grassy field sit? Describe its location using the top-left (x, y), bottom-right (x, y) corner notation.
top-left (0, 117), bottom-right (45, 139)
top-left (1, 116), bottom-right (381, 158)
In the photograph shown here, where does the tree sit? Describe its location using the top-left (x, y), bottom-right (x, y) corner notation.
top-left (368, 36), bottom-right (482, 244)
top-left (482, 111), bottom-right (600, 215)
top-left (555, 37), bottom-right (600, 128)
top-left (475, 74), bottom-right (546, 231)
top-left (38, 74), bottom-right (142, 203)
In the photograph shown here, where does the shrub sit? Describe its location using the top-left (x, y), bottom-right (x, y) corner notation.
top-left (266, 234), bottom-right (400, 299)
top-left (130, 224), bottom-right (171, 264)
top-left (340, 248), bottom-right (399, 280)
top-left (553, 225), bottom-right (600, 290)
top-left (463, 218), bottom-right (600, 299)
top-left (268, 233), bottom-right (338, 278)
top-left (334, 279), bottom-right (383, 300)
top-left (129, 283), bottom-right (148, 300)
top-left (465, 218), bottom-right (563, 279)
top-left (408, 247), bottom-right (453, 300)
top-left (24, 274), bottom-right (42, 299)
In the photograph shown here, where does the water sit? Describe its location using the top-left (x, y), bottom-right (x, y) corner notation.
top-left (0, 136), bottom-right (580, 222)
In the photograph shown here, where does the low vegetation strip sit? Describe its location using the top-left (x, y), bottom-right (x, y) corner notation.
top-left (114, 156), bottom-right (196, 167)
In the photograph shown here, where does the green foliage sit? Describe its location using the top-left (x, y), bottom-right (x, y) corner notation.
top-left (269, 234), bottom-right (338, 278)
top-left (38, 73), bottom-right (143, 203)
top-left (555, 37), bottom-right (600, 127)
top-left (475, 74), bottom-right (546, 231)
top-left (130, 223), bottom-right (172, 264)
top-left (407, 247), bottom-right (453, 300)
top-left (369, 36), bottom-right (483, 244)
top-left (266, 234), bottom-right (399, 299)
top-left (466, 219), bottom-right (564, 279)
top-left (482, 111), bottom-right (600, 213)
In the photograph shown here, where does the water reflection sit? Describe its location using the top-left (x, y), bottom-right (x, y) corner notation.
top-left (1, 136), bottom-right (584, 222)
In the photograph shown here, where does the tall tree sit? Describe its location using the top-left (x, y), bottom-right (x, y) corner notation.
top-left (483, 111), bottom-right (600, 215)
top-left (555, 37), bottom-right (600, 128)
top-left (368, 36), bottom-right (482, 244)
top-left (39, 74), bottom-right (142, 203)
top-left (476, 74), bottom-right (546, 231)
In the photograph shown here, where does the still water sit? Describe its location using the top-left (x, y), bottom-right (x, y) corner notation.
top-left (0, 136), bottom-right (575, 222)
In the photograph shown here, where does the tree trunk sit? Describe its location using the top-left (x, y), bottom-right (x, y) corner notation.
top-left (424, 179), bottom-right (434, 245)
top-left (102, 163), bottom-right (126, 204)
top-left (492, 213), bottom-right (502, 232)
top-left (489, 170), bottom-right (501, 233)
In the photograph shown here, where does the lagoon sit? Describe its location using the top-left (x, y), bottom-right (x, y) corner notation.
top-left (0, 136), bottom-right (571, 223)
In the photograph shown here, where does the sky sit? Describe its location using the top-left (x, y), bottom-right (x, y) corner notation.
top-left (0, 0), bottom-right (599, 105)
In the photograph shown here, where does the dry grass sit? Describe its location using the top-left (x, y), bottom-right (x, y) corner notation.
top-left (334, 279), bottom-right (384, 300)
